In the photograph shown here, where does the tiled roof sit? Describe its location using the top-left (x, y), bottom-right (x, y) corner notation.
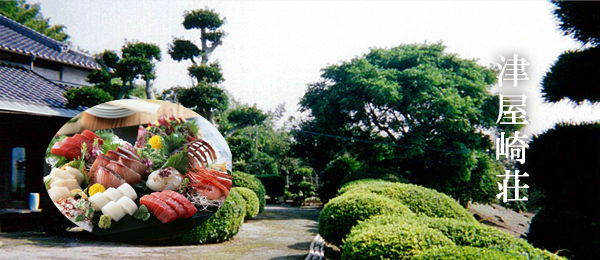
top-left (0, 63), bottom-right (84, 117)
top-left (0, 15), bottom-right (100, 70)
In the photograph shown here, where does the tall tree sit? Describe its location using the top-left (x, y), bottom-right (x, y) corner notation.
top-left (164, 8), bottom-right (227, 123)
top-left (87, 42), bottom-right (161, 99)
top-left (0, 0), bottom-right (69, 42)
top-left (521, 2), bottom-right (600, 259)
top-left (294, 43), bottom-right (512, 206)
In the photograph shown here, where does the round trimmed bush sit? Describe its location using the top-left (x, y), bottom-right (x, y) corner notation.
top-left (342, 217), bottom-right (454, 260)
top-left (340, 180), bottom-right (475, 222)
top-left (318, 192), bottom-right (414, 247)
top-left (232, 171), bottom-right (266, 212)
top-left (232, 187), bottom-right (260, 219)
top-left (175, 188), bottom-right (246, 244)
top-left (341, 167), bottom-right (406, 186)
top-left (413, 246), bottom-right (530, 260)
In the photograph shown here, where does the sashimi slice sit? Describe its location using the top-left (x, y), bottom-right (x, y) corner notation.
top-left (81, 129), bottom-right (104, 145)
top-left (51, 142), bottom-right (81, 161)
top-left (90, 155), bottom-right (114, 175)
top-left (140, 195), bottom-right (178, 223)
top-left (135, 125), bottom-right (155, 148)
top-left (95, 166), bottom-right (126, 189)
top-left (168, 115), bottom-right (180, 125)
top-left (158, 115), bottom-right (175, 134)
top-left (150, 192), bottom-right (187, 219)
top-left (62, 137), bottom-right (83, 149)
top-left (121, 142), bottom-right (139, 157)
top-left (116, 147), bottom-right (140, 161)
top-left (106, 161), bottom-right (141, 185)
top-left (118, 156), bottom-right (148, 177)
top-left (49, 178), bottom-right (80, 191)
top-left (72, 134), bottom-right (93, 152)
top-left (106, 150), bottom-right (130, 161)
top-left (162, 190), bottom-right (197, 218)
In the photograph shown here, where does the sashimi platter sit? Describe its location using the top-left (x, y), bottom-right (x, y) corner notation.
top-left (44, 115), bottom-right (232, 240)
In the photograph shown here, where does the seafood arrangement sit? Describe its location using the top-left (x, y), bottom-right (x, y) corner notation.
top-left (44, 115), bottom-right (231, 235)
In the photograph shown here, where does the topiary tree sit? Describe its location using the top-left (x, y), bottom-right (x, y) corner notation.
top-left (522, 2), bottom-right (600, 259)
top-left (317, 154), bottom-right (362, 204)
top-left (173, 188), bottom-right (245, 244)
top-left (232, 171), bottom-right (266, 213)
top-left (318, 192), bottom-right (414, 247)
top-left (232, 187), bottom-right (259, 219)
top-left (339, 180), bottom-right (476, 223)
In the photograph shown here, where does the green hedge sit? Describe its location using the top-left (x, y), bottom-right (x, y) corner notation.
top-left (342, 217), bottom-right (454, 260)
top-left (318, 192), bottom-right (414, 247)
top-left (232, 171), bottom-right (266, 213)
top-left (256, 174), bottom-right (286, 198)
top-left (339, 180), bottom-right (475, 222)
top-left (413, 246), bottom-right (530, 260)
top-left (340, 167), bottom-right (406, 186)
top-left (232, 187), bottom-right (260, 219)
top-left (175, 189), bottom-right (246, 244)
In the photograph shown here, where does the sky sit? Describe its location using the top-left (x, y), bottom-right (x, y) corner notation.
top-left (33, 0), bottom-right (600, 135)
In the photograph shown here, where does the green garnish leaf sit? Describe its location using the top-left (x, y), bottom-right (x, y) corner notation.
top-left (44, 177), bottom-right (52, 190)
top-left (161, 133), bottom-right (187, 156)
top-left (74, 200), bottom-right (86, 209)
top-left (133, 205), bottom-right (151, 221)
top-left (74, 214), bottom-right (84, 222)
top-left (179, 178), bottom-right (189, 193)
top-left (85, 207), bottom-right (94, 218)
top-left (141, 213), bottom-right (150, 221)
top-left (185, 120), bottom-right (200, 136)
top-left (162, 146), bottom-right (189, 174)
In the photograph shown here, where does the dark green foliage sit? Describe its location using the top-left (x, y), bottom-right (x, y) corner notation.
top-left (318, 192), bottom-right (414, 247)
top-left (318, 154), bottom-right (361, 204)
top-left (176, 83), bottom-right (229, 121)
top-left (340, 180), bottom-right (476, 222)
top-left (188, 63), bottom-right (224, 83)
top-left (341, 216), bottom-right (454, 260)
top-left (232, 187), bottom-right (259, 219)
top-left (341, 166), bottom-right (406, 186)
top-left (232, 171), bottom-right (266, 212)
top-left (256, 174), bottom-right (286, 198)
top-left (225, 106), bottom-right (268, 136)
top-left (183, 9), bottom-right (225, 30)
top-left (542, 47), bottom-right (600, 103)
top-left (0, 0), bottom-right (69, 42)
top-left (64, 86), bottom-right (113, 109)
top-left (553, 1), bottom-right (600, 45)
top-left (294, 43), bottom-right (510, 205)
top-left (174, 188), bottom-right (245, 244)
top-left (168, 39), bottom-right (201, 63)
top-left (413, 246), bottom-right (530, 260)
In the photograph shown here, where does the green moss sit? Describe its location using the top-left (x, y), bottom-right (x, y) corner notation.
top-left (175, 189), bottom-right (246, 244)
top-left (339, 180), bottom-right (475, 222)
top-left (232, 171), bottom-right (266, 212)
top-left (318, 192), bottom-right (414, 247)
top-left (232, 187), bottom-right (260, 219)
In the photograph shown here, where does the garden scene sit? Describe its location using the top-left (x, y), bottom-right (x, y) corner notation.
top-left (1, 1), bottom-right (599, 259)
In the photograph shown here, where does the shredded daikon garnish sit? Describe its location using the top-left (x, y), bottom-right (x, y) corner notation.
top-left (185, 191), bottom-right (224, 211)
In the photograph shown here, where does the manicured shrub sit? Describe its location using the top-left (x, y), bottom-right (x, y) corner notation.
top-left (256, 174), bottom-right (286, 199)
top-left (64, 86), bottom-right (113, 109)
top-left (318, 192), bottom-right (414, 247)
top-left (232, 187), bottom-right (260, 219)
top-left (340, 166), bottom-right (406, 186)
top-left (340, 180), bottom-right (476, 222)
top-left (413, 246), bottom-right (530, 260)
top-left (318, 154), bottom-right (361, 204)
top-left (232, 171), bottom-right (266, 212)
top-left (175, 188), bottom-right (246, 244)
top-left (366, 215), bottom-right (565, 260)
top-left (341, 217), bottom-right (454, 260)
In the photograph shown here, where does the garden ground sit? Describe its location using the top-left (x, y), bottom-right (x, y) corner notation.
top-left (0, 205), bottom-right (321, 260)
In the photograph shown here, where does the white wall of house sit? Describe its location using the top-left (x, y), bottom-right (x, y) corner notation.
top-left (61, 66), bottom-right (90, 86)
top-left (33, 66), bottom-right (60, 81)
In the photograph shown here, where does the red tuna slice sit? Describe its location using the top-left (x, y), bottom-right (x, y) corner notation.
top-left (95, 166), bottom-right (126, 189)
top-left (168, 115), bottom-right (179, 125)
top-left (118, 156), bottom-right (148, 177)
top-left (140, 195), bottom-right (178, 223)
top-left (81, 129), bottom-right (104, 145)
top-left (72, 134), bottom-right (93, 152)
top-left (51, 142), bottom-right (81, 161)
top-left (106, 161), bottom-right (141, 185)
top-left (90, 154), bottom-right (114, 174)
top-left (106, 150), bottom-right (130, 161)
top-left (135, 125), bottom-right (155, 148)
top-left (150, 192), bottom-right (187, 219)
top-left (62, 137), bottom-right (83, 149)
top-left (162, 190), bottom-right (197, 218)
top-left (158, 115), bottom-right (175, 134)
top-left (116, 146), bottom-right (140, 161)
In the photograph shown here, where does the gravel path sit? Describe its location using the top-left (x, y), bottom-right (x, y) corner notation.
top-left (0, 205), bottom-right (321, 260)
